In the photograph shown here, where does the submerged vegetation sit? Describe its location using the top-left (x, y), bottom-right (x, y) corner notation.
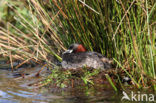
top-left (0, 0), bottom-right (155, 91)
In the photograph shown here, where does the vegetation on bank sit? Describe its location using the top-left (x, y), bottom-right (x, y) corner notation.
top-left (0, 0), bottom-right (155, 90)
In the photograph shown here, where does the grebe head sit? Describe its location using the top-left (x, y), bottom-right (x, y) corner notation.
top-left (63, 43), bottom-right (86, 54)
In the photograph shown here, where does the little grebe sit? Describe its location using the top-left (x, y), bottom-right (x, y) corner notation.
top-left (62, 43), bottom-right (113, 69)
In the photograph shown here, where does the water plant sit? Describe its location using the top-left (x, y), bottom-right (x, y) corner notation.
top-left (0, 0), bottom-right (155, 90)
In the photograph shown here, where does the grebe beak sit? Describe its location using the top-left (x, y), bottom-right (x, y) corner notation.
top-left (63, 49), bottom-right (73, 54)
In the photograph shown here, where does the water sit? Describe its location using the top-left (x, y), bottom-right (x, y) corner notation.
top-left (0, 66), bottom-right (121, 103)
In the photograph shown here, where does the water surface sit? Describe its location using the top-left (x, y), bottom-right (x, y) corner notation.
top-left (0, 66), bottom-right (121, 103)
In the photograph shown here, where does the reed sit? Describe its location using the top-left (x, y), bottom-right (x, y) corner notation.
top-left (0, 0), bottom-right (64, 67)
top-left (0, 0), bottom-right (155, 90)
top-left (50, 0), bottom-right (155, 89)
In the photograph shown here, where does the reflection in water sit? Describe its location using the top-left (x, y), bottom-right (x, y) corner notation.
top-left (0, 67), bottom-right (120, 103)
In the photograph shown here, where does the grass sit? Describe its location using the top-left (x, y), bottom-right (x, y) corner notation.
top-left (0, 0), bottom-right (155, 91)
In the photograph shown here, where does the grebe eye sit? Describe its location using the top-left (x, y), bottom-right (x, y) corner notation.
top-left (69, 46), bottom-right (73, 49)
